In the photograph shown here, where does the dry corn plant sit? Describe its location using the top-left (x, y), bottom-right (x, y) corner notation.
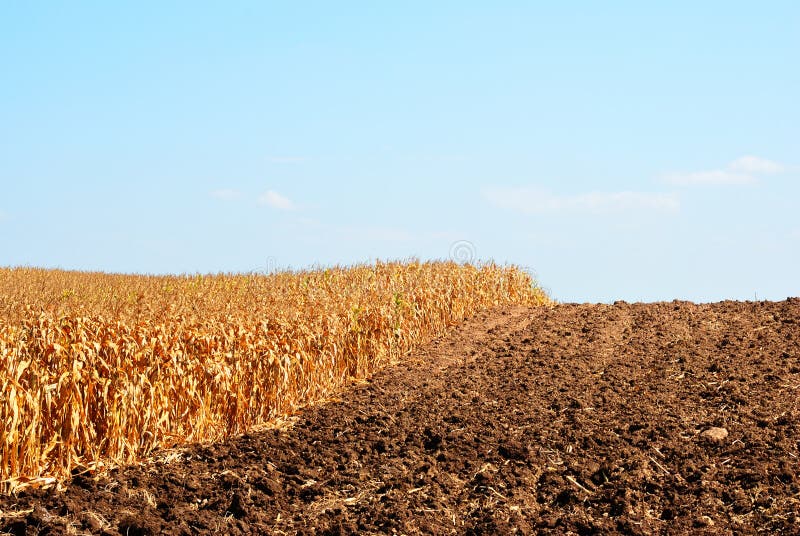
top-left (0, 261), bottom-right (549, 491)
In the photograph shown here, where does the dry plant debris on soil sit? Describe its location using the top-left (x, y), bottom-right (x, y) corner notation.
top-left (0, 262), bottom-right (547, 488)
top-left (1, 299), bottom-right (799, 535)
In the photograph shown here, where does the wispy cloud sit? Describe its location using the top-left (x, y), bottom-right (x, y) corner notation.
top-left (210, 189), bottom-right (242, 201)
top-left (258, 190), bottom-right (295, 210)
top-left (0, 210), bottom-right (8, 222)
top-left (663, 155), bottom-right (785, 186)
top-left (729, 155), bottom-right (784, 175)
top-left (483, 187), bottom-right (679, 215)
top-left (266, 156), bottom-right (306, 164)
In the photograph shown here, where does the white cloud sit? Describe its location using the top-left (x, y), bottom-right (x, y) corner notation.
top-left (483, 187), bottom-right (679, 214)
top-left (258, 190), bottom-right (295, 210)
top-left (663, 155), bottom-right (785, 186)
top-left (662, 170), bottom-right (755, 185)
top-left (729, 155), bottom-right (784, 175)
top-left (210, 189), bottom-right (242, 201)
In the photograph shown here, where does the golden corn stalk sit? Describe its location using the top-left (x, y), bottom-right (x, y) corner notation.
top-left (0, 261), bottom-right (549, 490)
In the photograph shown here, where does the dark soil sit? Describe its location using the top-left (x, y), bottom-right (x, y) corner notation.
top-left (2, 300), bottom-right (799, 535)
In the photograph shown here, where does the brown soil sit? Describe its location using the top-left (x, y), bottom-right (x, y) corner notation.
top-left (2, 300), bottom-right (799, 535)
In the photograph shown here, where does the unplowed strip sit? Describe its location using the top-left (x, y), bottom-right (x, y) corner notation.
top-left (2, 300), bottom-right (799, 535)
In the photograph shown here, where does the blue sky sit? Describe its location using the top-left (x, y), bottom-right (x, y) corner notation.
top-left (1, 2), bottom-right (798, 302)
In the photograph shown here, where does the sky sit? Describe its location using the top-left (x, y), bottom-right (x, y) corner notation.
top-left (1, 2), bottom-right (798, 303)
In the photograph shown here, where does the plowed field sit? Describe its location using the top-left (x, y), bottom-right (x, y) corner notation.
top-left (2, 300), bottom-right (799, 535)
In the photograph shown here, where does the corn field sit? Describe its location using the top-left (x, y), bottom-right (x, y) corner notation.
top-left (0, 261), bottom-right (549, 491)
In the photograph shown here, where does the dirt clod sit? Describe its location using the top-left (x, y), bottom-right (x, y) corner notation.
top-left (700, 426), bottom-right (729, 443)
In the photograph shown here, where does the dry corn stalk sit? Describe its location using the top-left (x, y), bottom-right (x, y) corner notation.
top-left (0, 261), bottom-right (549, 490)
